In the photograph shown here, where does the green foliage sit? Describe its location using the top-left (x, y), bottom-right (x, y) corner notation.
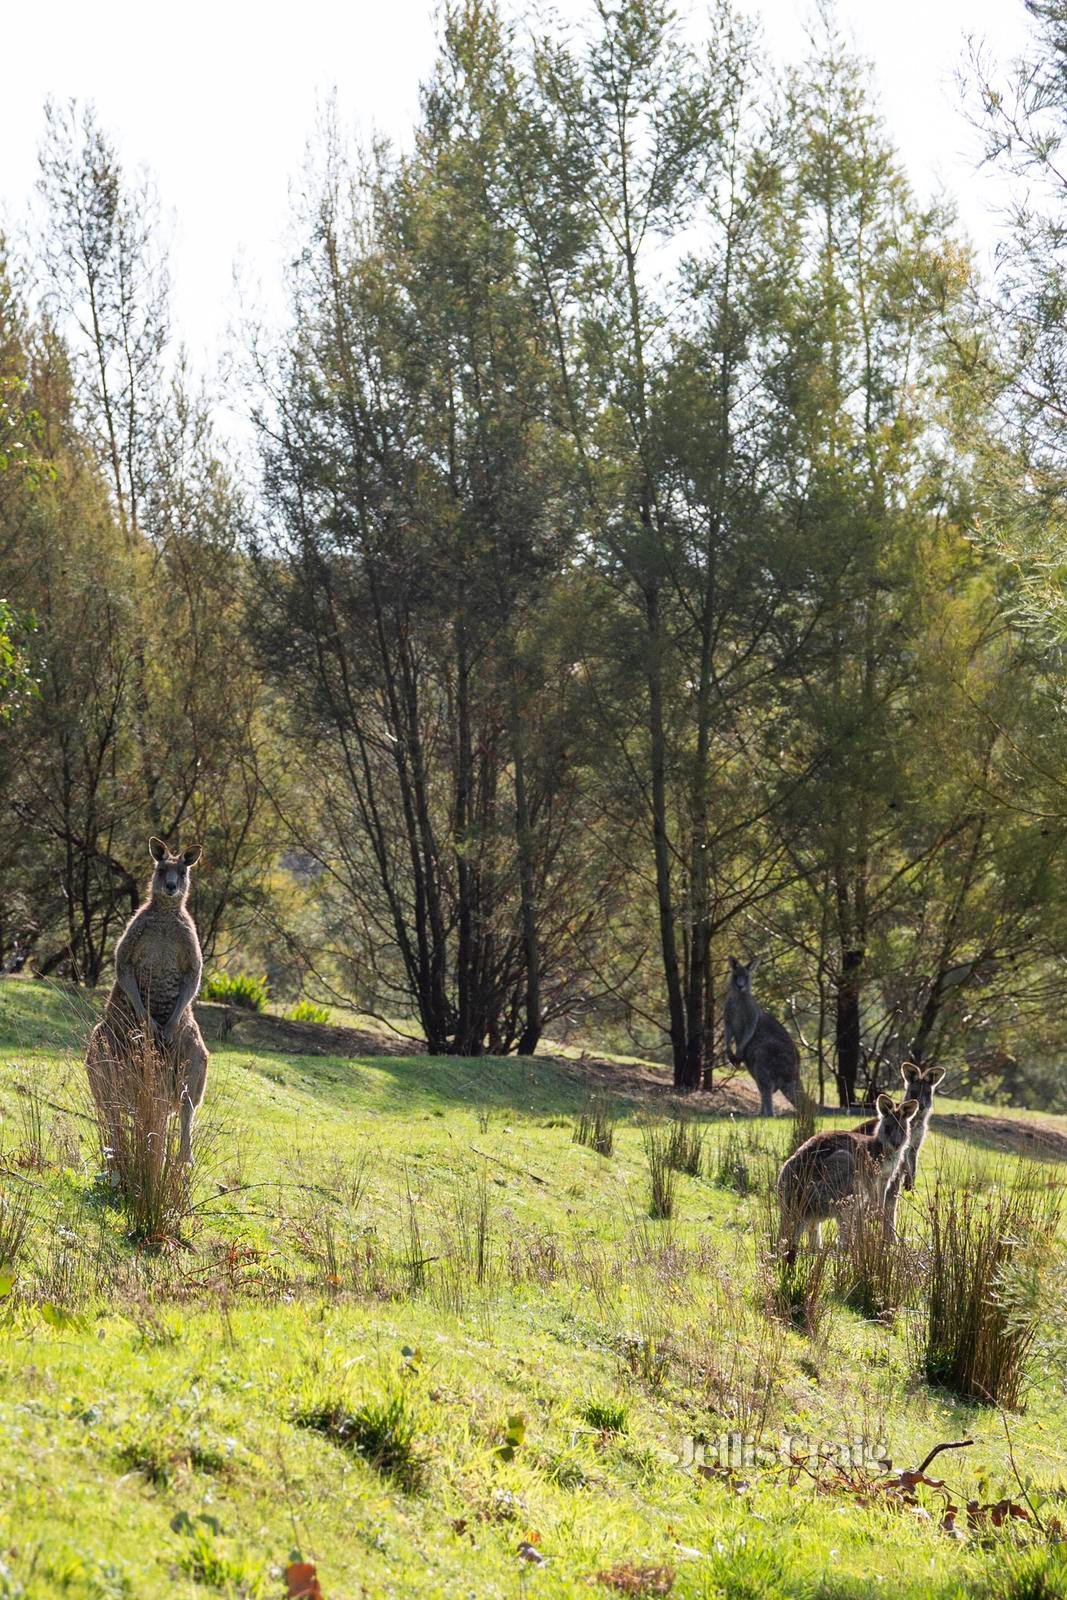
top-left (581, 1399), bottom-right (628, 1434)
top-left (202, 972), bottom-right (269, 1011)
top-left (286, 999), bottom-right (331, 1025)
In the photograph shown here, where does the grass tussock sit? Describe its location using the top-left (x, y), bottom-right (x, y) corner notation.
top-left (295, 1388), bottom-right (426, 1492)
top-left (574, 1096), bottom-right (616, 1157)
top-left (89, 1035), bottom-right (198, 1245)
top-left (582, 1398), bottom-right (628, 1434)
top-left (760, 1186), bottom-right (832, 1336)
top-left (714, 1125), bottom-right (753, 1195)
top-left (665, 1112), bottom-right (704, 1177)
top-left (642, 1126), bottom-right (677, 1220)
top-left (0, 1180), bottom-right (35, 1279)
top-left (923, 1161), bottom-right (1062, 1407)
top-left (785, 1087), bottom-right (818, 1157)
top-left (832, 1203), bottom-right (924, 1322)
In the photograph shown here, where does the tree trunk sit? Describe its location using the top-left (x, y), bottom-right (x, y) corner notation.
top-left (645, 584), bottom-right (688, 1086)
top-left (511, 683), bottom-right (542, 1057)
top-left (835, 946), bottom-right (864, 1107)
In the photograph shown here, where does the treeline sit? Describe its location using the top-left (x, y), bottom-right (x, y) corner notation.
top-left (4, 1), bottom-right (1067, 1105)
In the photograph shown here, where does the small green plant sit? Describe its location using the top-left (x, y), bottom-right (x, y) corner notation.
top-left (296, 1388), bottom-right (426, 1491)
top-left (714, 1125), bottom-right (752, 1195)
top-left (202, 972), bottom-right (269, 1011)
top-left (286, 999), bottom-right (330, 1024)
top-left (573, 1096), bottom-right (615, 1157)
top-left (643, 1126), bottom-right (676, 1219)
top-left (665, 1112), bottom-right (704, 1176)
top-left (171, 1513), bottom-right (266, 1596)
top-left (495, 1412), bottom-right (527, 1462)
top-left (582, 1398), bottom-right (628, 1434)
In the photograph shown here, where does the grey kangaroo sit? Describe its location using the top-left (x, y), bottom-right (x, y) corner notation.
top-left (777, 1093), bottom-right (919, 1259)
top-left (857, 1061), bottom-right (945, 1231)
top-left (86, 838), bottom-right (209, 1165)
top-left (724, 955), bottom-right (801, 1116)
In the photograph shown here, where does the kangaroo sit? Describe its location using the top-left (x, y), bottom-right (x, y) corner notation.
top-left (723, 955), bottom-right (801, 1117)
top-left (86, 838), bottom-right (209, 1165)
top-left (857, 1061), bottom-right (945, 1231)
top-left (777, 1093), bottom-right (919, 1259)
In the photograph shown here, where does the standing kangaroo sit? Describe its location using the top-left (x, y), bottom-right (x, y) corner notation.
top-left (777, 1093), bottom-right (919, 1258)
top-left (723, 955), bottom-right (801, 1116)
top-left (86, 838), bottom-right (209, 1165)
top-left (857, 1061), bottom-right (945, 1231)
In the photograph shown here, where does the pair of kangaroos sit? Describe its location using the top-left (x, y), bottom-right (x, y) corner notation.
top-left (724, 953), bottom-right (945, 1247)
top-left (86, 838), bottom-right (209, 1167)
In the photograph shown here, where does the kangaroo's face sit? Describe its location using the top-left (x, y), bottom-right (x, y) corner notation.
top-left (875, 1092), bottom-right (919, 1152)
top-left (728, 954), bottom-right (759, 995)
top-left (148, 837), bottom-right (202, 903)
top-left (901, 1062), bottom-right (946, 1115)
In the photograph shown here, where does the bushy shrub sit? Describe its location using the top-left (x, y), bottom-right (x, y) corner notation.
top-left (286, 999), bottom-right (331, 1025)
top-left (202, 972), bottom-right (269, 1011)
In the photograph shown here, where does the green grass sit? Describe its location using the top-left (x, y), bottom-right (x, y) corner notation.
top-left (1, 977), bottom-right (1067, 1597)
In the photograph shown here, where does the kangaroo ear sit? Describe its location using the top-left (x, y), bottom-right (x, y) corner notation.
top-left (728, 955), bottom-right (738, 970)
top-left (182, 844), bottom-right (202, 866)
top-left (149, 837), bottom-right (167, 863)
top-left (901, 1061), bottom-right (920, 1084)
top-left (748, 955), bottom-right (761, 974)
top-left (926, 1066), bottom-right (947, 1089)
top-left (876, 1092), bottom-right (894, 1115)
top-left (901, 1098), bottom-right (920, 1120)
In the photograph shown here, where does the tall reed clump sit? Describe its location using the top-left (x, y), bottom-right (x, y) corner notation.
top-left (91, 1035), bottom-right (199, 1245)
top-left (0, 1179), bottom-right (35, 1282)
top-left (574, 1096), bottom-right (616, 1158)
top-left (759, 1184), bottom-right (831, 1337)
top-left (665, 1112), bottom-right (704, 1177)
top-left (923, 1161), bottom-right (1062, 1406)
top-left (643, 1126), bottom-right (677, 1220)
top-left (832, 1204), bottom-right (922, 1322)
top-left (785, 1086), bottom-right (817, 1158)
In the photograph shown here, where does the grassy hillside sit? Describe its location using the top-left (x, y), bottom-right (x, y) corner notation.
top-left (2, 979), bottom-right (1067, 1599)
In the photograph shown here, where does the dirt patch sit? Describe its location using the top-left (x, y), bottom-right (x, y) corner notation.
top-left (194, 1003), bottom-right (782, 1115)
top-left (934, 1111), bottom-right (1067, 1162)
top-left (540, 1052), bottom-right (772, 1115)
top-left (194, 1003), bottom-right (424, 1058)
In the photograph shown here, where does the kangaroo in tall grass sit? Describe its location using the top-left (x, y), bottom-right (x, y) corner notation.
top-left (724, 955), bottom-right (801, 1116)
top-left (777, 1093), bottom-right (919, 1259)
top-left (86, 838), bottom-right (208, 1166)
top-left (857, 1061), bottom-right (945, 1231)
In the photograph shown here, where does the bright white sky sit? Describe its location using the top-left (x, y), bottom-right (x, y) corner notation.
top-left (0, 0), bottom-right (1039, 384)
